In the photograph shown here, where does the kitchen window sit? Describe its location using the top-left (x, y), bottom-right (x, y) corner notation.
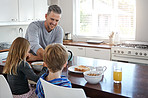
top-left (74, 0), bottom-right (136, 40)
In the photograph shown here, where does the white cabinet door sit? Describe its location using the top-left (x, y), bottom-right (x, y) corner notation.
top-left (65, 45), bottom-right (85, 57)
top-left (0, 0), bottom-right (48, 23)
top-left (19, 0), bottom-right (34, 22)
top-left (86, 47), bottom-right (111, 60)
top-left (0, 0), bottom-right (18, 22)
top-left (34, 0), bottom-right (48, 21)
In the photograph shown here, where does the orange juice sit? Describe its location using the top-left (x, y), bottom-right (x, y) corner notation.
top-left (113, 71), bottom-right (122, 82)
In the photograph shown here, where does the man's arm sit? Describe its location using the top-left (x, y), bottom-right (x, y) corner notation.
top-left (27, 48), bottom-right (44, 61)
top-left (36, 48), bottom-right (44, 60)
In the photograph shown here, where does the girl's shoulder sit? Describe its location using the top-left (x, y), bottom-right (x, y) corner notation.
top-left (19, 60), bottom-right (30, 68)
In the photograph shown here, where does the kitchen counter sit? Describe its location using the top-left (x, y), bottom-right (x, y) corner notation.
top-left (63, 41), bottom-right (113, 49)
top-left (0, 41), bottom-right (113, 52)
top-left (0, 49), bottom-right (9, 52)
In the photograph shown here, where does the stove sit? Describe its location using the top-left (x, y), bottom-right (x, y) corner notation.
top-left (111, 41), bottom-right (148, 65)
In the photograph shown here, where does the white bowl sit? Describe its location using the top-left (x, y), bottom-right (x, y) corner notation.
top-left (83, 71), bottom-right (103, 84)
top-left (31, 61), bottom-right (44, 71)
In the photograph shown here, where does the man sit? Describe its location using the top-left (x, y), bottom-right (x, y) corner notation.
top-left (25, 5), bottom-right (63, 61)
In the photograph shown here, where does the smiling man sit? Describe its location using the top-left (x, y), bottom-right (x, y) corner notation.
top-left (25, 5), bottom-right (63, 61)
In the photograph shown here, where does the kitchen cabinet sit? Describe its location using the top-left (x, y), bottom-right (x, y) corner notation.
top-left (34, 0), bottom-right (48, 21)
top-left (0, 0), bottom-right (18, 22)
top-left (65, 45), bottom-right (111, 60)
top-left (0, 0), bottom-right (48, 24)
top-left (65, 45), bottom-right (85, 57)
top-left (85, 47), bottom-right (111, 60)
top-left (19, 0), bottom-right (34, 22)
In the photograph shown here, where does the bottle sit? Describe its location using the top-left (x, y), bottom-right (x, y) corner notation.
top-left (114, 32), bottom-right (120, 45)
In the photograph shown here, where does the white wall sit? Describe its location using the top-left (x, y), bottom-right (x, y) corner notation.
top-left (59, 0), bottom-right (73, 35)
top-left (0, 25), bottom-right (28, 43)
top-left (136, 0), bottom-right (148, 41)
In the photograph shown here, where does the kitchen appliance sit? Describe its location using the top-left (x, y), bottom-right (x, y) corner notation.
top-left (111, 41), bottom-right (148, 65)
top-left (0, 42), bottom-right (11, 66)
top-left (0, 51), bottom-right (8, 66)
top-left (64, 32), bottom-right (71, 40)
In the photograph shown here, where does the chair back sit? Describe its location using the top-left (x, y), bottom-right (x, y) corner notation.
top-left (40, 78), bottom-right (87, 98)
top-left (0, 74), bottom-right (13, 98)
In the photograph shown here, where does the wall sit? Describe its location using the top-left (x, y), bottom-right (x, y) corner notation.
top-left (136, 0), bottom-right (148, 41)
top-left (58, 0), bottom-right (73, 35)
top-left (0, 25), bottom-right (28, 43)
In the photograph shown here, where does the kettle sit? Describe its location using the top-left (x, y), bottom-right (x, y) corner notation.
top-left (68, 50), bottom-right (73, 62)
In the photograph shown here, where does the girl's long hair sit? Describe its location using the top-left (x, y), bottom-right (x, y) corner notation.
top-left (3, 37), bottom-right (30, 75)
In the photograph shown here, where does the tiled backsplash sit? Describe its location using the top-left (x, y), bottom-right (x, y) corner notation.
top-left (0, 25), bottom-right (28, 43)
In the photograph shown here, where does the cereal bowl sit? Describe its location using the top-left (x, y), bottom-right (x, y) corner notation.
top-left (31, 61), bottom-right (44, 71)
top-left (83, 71), bottom-right (103, 84)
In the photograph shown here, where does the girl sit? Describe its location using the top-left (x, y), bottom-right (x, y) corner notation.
top-left (3, 37), bottom-right (47, 98)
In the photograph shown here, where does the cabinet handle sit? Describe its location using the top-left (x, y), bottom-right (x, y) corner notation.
top-left (94, 49), bottom-right (100, 51)
top-left (28, 19), bottom-right (33, 21)
top-left (78, 48), bottom-right (83, 50)
top-left (11, 19), bottom-right (17, 21)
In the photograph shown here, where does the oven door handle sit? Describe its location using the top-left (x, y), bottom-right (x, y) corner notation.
top-left (113, 54), bottom-right (148, 60)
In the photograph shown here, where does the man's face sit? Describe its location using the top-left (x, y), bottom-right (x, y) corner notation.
top-left (45, 11), bottom-right (61, 31)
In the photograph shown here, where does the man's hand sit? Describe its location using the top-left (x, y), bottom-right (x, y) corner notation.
top-left (26, 53), bottom-right (42, 61)
top-left (36, 48), bottom-right (44, 59)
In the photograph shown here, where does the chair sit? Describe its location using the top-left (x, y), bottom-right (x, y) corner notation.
top-left (0, 74), bottom-right (13, 98)
top-left (40, 78), bottom-right (87, 98)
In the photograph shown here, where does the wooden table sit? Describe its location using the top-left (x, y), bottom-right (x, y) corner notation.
top-left (0, 56), bottom-right (148, 98)
top-left (62, 56), bottom-right (148, 98)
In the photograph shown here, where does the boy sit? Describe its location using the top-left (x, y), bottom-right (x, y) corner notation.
top-left (35, 43), bottom-right (72, 98)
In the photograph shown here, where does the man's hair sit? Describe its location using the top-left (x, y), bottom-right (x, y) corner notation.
top-left (43, 43), bottom-right (68, 73)
top-left (47, 5), bottom-right (62, 15)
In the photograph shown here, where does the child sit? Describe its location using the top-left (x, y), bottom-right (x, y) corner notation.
top-left (2, 37), bottom-right (47, 98)
top-left (35, 43), bottom-right (72, 98)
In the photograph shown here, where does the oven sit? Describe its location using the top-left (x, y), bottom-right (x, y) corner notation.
top-left (111, 41), bottom-right (148, 65)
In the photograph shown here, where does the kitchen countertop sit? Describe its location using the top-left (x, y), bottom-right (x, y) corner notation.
top-left (0, 41), bottom-right (113, 52)
top-left (0, 49), bottom-right (9, 52)
top-left (63, 41), bottom-right (113, 49)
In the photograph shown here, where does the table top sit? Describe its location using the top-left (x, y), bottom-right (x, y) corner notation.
top-left (62, 56), bottom-right (148, 98)
top-left (0, 56), bottom-right (148, 98)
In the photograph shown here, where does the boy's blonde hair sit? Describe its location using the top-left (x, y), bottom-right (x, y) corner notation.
top-left (44, 43), bottom-right (68, 73)
top-left (3, 37), bottom-right (30, 75)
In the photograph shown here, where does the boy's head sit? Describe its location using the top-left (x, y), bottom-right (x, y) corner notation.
top-left (43, 43), bottom-right (68, 73)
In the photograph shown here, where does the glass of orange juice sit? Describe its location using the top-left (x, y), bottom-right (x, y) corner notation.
top-left (113, 65), bottom-right (122, 83)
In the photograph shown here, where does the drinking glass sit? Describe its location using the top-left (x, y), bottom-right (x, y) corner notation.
top-left (96, 66), bottom-right (107, 75)
top-left (113, 65), bottom-right (122, 83)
